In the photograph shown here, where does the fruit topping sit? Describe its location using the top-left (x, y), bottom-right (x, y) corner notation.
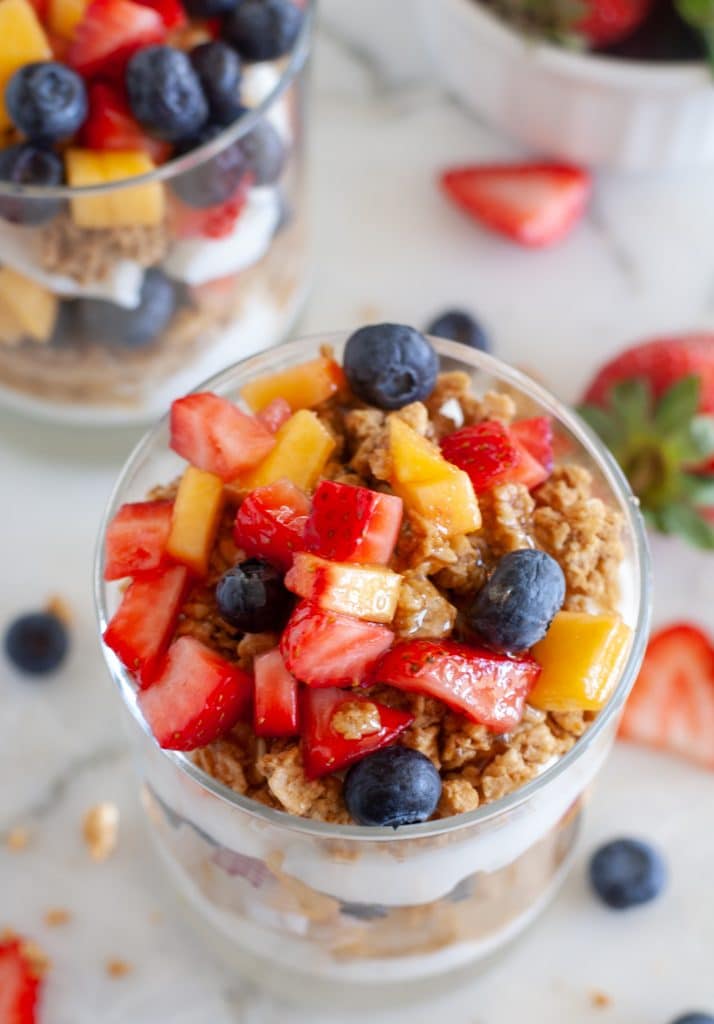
top-left (0, 144), bottom-right (63, 225)
top-left (343, 746), bottom-right (442, 827)
top-left (170, 392), bottom-right (275, 481)
top-left (138, 634), bottom-right (252, 749)
top-left (238, 117), bottom-right (285, 185)
top-left (510, 416), bottom-right (555, 475)
top-left (4, 609), bottom-right (68, 675)
top-left (233, 479), bottom-right (309, 570)
top-left (529, 610), bottom-right (632, 711)
top-left (304, 480), bottom-right (403, 565)
top-left (66, 148), bottom-right (165, 228)
top-left (280, 600), bottom-right (394, 688)
top-left (253, 647), bottom-right (299, 737)
top-left (77, 268), bottom-right (178, 348)
top-left (0, 268), bottom-right (57, 341)
top-left (80, 81), bottom-right (170, 162)
top-left (223, 0), bottom-right (303, 62)
top-left (136, 0), bottom-right (186, 29)
top-left (240, 354), bottom-right (343, 414)
top-left (48, 0), bottom-right (89, 39)
top-left (301, 688), bottom-right (413, 779)
top-left (257, 396), bottom-right (292, 433)
top-left (67, 0), bottom-right (165, 79)
top-left (104, 499), bottom-right (173, 580)
top-left (126, 43), bottom-right (208, 141)
top-left (189, 40), bottom-right (242, 126)
top-left (182, 0), bottom-right (232, 17)
top-left (170, 184), bottom-right (247, 238)
top-left (343, 323), bottom-right (438, 410)
top-left (0, 0), bottom-right (52, 131)
top-left (286, 553), bottom-right (402, 624)
top-left (467, 549), bottom-right (566, 653)
top-left (589, 837), bottom-right (666, 909)
top-left (240, 409), bottom-right (336, 492)
top-left (216, 557), bottom-right (292, 632)
top-left (6, 60), bottom-right (86, 143)
top-left (171, 122), bottom-right (248, 207)
top-left (166, 466), bottom-right (224, 577)
top-left (426, 308), bottom-right (490, 352)
top-left (440, 420), bottom-right (520, 494)
top-left (0, 935), bottom-right (43, 1024)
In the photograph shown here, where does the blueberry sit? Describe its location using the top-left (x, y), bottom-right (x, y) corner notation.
top-left (190, 42), bottom-right (243, 125)
top-left (426, 308), bottom-right (490, 353)
top-left (216, 558), bottom-right (291, 633)
top-left (171, 123), bottom-right (248, 208)
top-left (78, 269), bottom-right (178, 349)
top-left (126, 45), bottom-right (208, 142)
top-left (0, 144), bottom-right (63, 225)
top-left (670, 1015), bottom-right (714, 1024)
top-left (238, 117), bottom-right (285, 185)
top-left (223, 0), bottom-right (303, 61)
top-left (468, 549), bottom-right (565, 653)
top-left (343, 323), bottom-right (439, 410)
top-left (184, 0), bottom-right (236, 16)
top-left (343, 746), bottom-right (441, 828)
top-left (6, 62), bottom-right (87, 143)
top-left (5, 611), bottom-right (68, 675)
top-left (589, 838), bottom-right (667, 910)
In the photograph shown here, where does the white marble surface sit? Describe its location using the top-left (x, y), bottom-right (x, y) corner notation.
top-left (2, 3), bottom-right (714, 1021)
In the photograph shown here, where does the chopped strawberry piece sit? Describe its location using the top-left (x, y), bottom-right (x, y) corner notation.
top-left (104, 500), bottom-right (173, 581)
top-left (510, 439), bottom-right (550, 490)
top-left (280, 601), bottom-right (394, 689)
top-left (619, 623), bottom-right (714, 770)
top-left (285, 553), bottom-right (401, 624)
top-left (510, 417), bottom-right (554, 475)
top-left (0, 937), bottom-right (41, 1024)
top-left (233, 479), bottom-right (309, 570)
top-left (257, 397), bottom-right (292, 434)
top-left (170, 392), bottom-right (275, 482)
top-left (135, 0), bottom-right (186, 28)
top-left (253, 648), bottom-right (299, 737)
top-left (26, 0), bottom-right (47, 19)
top-left (304, 480), bottom-right (403, 564)
top-left (440, 163), bottom-right (591, 248)
top-left (67, 0), bottom-right (166, 79)
top-left (440, 420), bottom-right (520, 494)
top-left (169, 186), bottom-right (249, 240)
top-left (577, 0), bottom-right (652, 45)
top-left (103, 564), bottom-right (189, 686)
top-left (139, 636), bottom-right (252, 750)
top-left (80, 82), bottom-right (170, 164)
top-left (301, 688), bottom-right (413, 779)
top-left (373, 639), bottom-right (540, 732)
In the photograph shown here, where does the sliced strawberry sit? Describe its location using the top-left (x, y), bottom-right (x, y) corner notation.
top-left (511, 417), bottom-right (554, 475)
top-left (26, 0), bottom-right (47, 20)
top-left (169, 186), bottom-right (249, 240)
top-left (135, 0), bottom-right (186, 28)
top-left (253, 647), bottom-right (299, 737)
top-left (577, 0), bottom-right (652, 45)
top-left (104, 500), bottom-right (173, 581)
top-left (440, 420), bottom-right (520, 494)
top-left (373, 639), bottom-right (540, 732)
top-left (285, 554), bottom-right (401, 623)
top-left (0, 938), bottom-right (41, 1024)
top-left (619, 623), bottom-right (714, 769)
top-left (303, 480), bottom-right (403, 564)
top-left (301, 688), bottom-right (413, 779)
top-left (139, 636), bottom-right (252, 750)
top-left (257, 397), bottom-right (292, 434)
top-left (280, 601), bottom-right (394, 688)
top-left (103, 564), bottom-right (189, 686)
top-left (80, 82), bottom-right (170, 164)
top-left (67, 0), bottom-right (166, 79)
top-left (440, 163), bottom-right (591, 248)
top-left (233, 479), bottom-right (309, 570)
top-left (510, 439), bottom-right (550, 490)
top-left (170, 392), bottom-right (275, 482)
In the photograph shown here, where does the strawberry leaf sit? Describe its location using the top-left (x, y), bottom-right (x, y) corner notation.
top-left (653, 375), bottom-right (701, 435)
top-left (609, 378), bottom-right (652, 432)
top-left (578, 403), bottom-right (621, 448)
top-left (655, 502), bottom-right (714, 549)
top-left (691, 415), bottom-right (714, 459)
top-left (681, 474), bottom-right (714, 507)
top-left (675, 0), bottom-right (714, 69)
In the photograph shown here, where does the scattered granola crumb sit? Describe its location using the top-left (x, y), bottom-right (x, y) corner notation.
top-left (106, 958), bottom-right (133, 978)
top-left (437, 777), bottom-right (480, 816)
top-left (6, 827), bottom-right (30, 851)
top-left (331, 701), bottom-right (382, 740)
top-left (46, 594), bottom-right (73, 626)
top-left (589, 989), bottom-right (612, 1009)
top-left (44, 908), bottom-right (71, 927)
top-left (83, 802), bottom-right (120, 862)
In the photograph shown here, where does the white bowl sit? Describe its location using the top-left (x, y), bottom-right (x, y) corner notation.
top-left (419, 0), bottom-right (714, 172)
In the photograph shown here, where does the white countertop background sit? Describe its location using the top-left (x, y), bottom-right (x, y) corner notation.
top-left (2, 3), bottom-right (714, 1021)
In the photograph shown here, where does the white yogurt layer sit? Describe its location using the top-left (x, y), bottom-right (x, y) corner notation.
top-left (241, 63), bottom-right (292, 143)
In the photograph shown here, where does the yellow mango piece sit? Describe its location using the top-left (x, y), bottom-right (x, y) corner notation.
top-left (0, 267), bottom-right (57, 342)
top-left (240, 356), bottom-right (344, 413)
top-left (530, 611), bottom-right (633, 712)
top-left (48, 0), bottom-right (88, 38)
top-left (393, 467), bottom-right (481, 537)
top-left (66, 149), bottom-right (165, 229)
top-left (0, 297), bottom-right (23, 346)
top-left (241, 410), bottom-right (336, 493)
top-left (388, 416), bottom-right (454, 484)
top-left (166, 467), bottom-right (224, 577)
top-left (0, 0), bottom-right (51, 129)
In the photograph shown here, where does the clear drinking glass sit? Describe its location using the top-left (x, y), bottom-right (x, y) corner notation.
top-left (94, 335), bottom-right (651, 1006)
top-left (0, 3), bottom-right (314, 425)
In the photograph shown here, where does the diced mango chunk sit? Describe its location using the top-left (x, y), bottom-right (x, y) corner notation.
top-left (166, 467), bottom-right (224, 577)
top-left (529, 611), bottom-right (632, 712)
top-left (66, 149), bottom-right (165, 228)
top-left (388, 416), bottom-right (453, 484)
top-left (240, 356), bottom-right (344, 413)
top-left (0, 296), bottom-right (23, 346)
top-left (0, 268), bottom-right (57, 342)
top-left (240, 410), bottom-right (336, 493)
top-left (49, 0), bottom-right (89, 38)
top-left (0, 0), bottom-right (51, 129)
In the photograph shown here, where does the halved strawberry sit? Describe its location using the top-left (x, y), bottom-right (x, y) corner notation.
top-left (253, 647), bottom-right (299, 737)
top-left (440, 163), bottom-right (591, 248)
top-left (619, 623), bottom-right (714, 769)
top-left (233, 479), bottom-right (309, 570)
top-left (303, 480), bottom-right (403, 564)
top-left (511, 416), bottom-right (554, 475)
top-left (285, 553), bottom-right (402, 623)
top-left (257, 397), bottom-right (292, 434)
top-left (135, 0), bottom-right (186, 28)
top-left (170, 392), bottom-right (275, 482)
top-left (104, 500), bottom-right (173, 581)
top-left (80, 82), bottom-right (170, 164)
top-left (67, 0), bottom-right (166, 79)
top-left (169, 187), bottom-right (249, 240)
top-left (280, 601), bottom-right (394, 688)
top-left (0, 938), bottom-right (42, 1024)
top-left (139, 636), bottom-right (252, 750)
top-left (440, 420), bottom-right (520, 494)
top-left (301, 688), bottom-right (413, 779)
top-left (103, 564), bottom-right (189, 686)
top-left (373, 639), bottom-right (540, 732)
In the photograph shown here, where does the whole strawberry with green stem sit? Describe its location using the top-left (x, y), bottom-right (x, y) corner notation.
top-left (578, 334), bottom-right (714, 549)
top-left (486, 0), bottom-right (653, 47)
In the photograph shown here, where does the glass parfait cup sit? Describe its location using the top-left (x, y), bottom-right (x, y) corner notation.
top-left (95, 335), bottom-right (651, 1006)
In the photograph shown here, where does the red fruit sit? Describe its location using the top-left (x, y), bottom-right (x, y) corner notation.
top-left (170, 187), bottom-right (248, 240)
top-left (373, 639), bottom-right (540, 732)
top-left (67, 0), bottom-right (166, 78)
top-left (80, 82), bottom-right (170, 164)
top-left (440, 163), bottom-right (591, 248)
top-left (0, 938), bottom-right (41, 1024)
top-left (253, 648), bottom-right (299, 737)
top-left (304, 480), bottom-right (403, 565)
top-left (139, 636), bottom-right (252, 750)
top-left (103, 564), bottom-right (189, 686)
top-left (257, 397), bottom-right (292, 433)
top-left (510, 417), bottom-right (554, 475)
top-left (280, 601), bottom-right (394, 688)
top-left (136, 0), bottom-right (186, 28)
top-left (104, 500), bottom-right (173, 581)
top-left (170, 392), bottom-right (275, 482)
top-left (577, 0), bottom-right (652, 45)
top-left (619, 623), bottom-right (714, 770)
top-left (301, 688), bottom-right (413, 779)
top-left (440, 420), bottom-right (520, 494)
top-left (26, 0), bottom-right (47, 19)
top-left (233, 479), bottom-right (309, 570)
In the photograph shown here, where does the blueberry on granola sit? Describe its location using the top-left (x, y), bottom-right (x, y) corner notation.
top-left (343, 323), bottom-right (439, 410)
top-left (426, 308), bottom-right (490, 352)
top-left (216, 559), bottom-right (291, 633)
top-left (343, 746), bottom-right (442, 828)
top-left (5, 610), bottom-right (68, 675)
top-left (589, 837), bottom-right (667, 909)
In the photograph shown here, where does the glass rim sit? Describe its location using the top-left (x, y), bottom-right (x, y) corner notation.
top-left (0, 0), bottom-right (315, 201)
top-left (94, 331), bottom-right (653, 843)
